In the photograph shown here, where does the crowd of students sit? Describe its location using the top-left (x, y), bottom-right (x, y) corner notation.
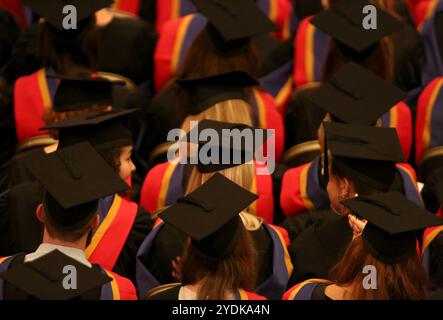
top-left (0, 0), bottom-right (443, 300)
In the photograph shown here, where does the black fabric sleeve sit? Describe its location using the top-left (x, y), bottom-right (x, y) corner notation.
top-left (429, 232), bottom-right (443, 290)
top-left (113, 205), bottom-right (154, 284)
top-left (284, 87), bottom-right (325, 151)
top-left (271, 163), bottom-right (288, 226)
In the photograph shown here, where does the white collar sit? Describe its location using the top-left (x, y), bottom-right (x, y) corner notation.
top-left (24, 243), bottom-right (91, 267)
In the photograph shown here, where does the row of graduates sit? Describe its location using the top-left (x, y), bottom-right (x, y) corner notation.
top-left (1, 0), bottom-right (443, 299)
top-left (1, 99), bottom-right (442, 300)
top-left (0, 0), bottom-right (432, 216)
top-left (2, 0), bottom-right (443, 173)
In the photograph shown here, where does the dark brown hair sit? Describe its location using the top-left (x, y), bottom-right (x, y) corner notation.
top-left (180, 29), bottom-right (259, 79)
top-left (180, 225), bottom-right (258, 300)
top-left (323, 0), bottom-right (395, 81)
top-left (98, 146), bottom-right (123, 173)
top-left (39, 16), bottom-right (99, 75)
top-left (329, 236), bottom-right (428, 300)
top-left (329, 157), bottom-right (392, 195)
top-left (43, 210), bottom-right (97, 242)
top-left (43, 105), bottom-right (111, 139)
top-left (322, 40), bottom-right (393, 80)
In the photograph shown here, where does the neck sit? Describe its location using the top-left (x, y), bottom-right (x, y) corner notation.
top-left (95, 9), bottom-right (114, 27)
top-left (43, 143), bottom-right (58, 154)
top-left (42, 229), bottom-right (88, 251)
top-left (326, 283), bottom-right (356, 300)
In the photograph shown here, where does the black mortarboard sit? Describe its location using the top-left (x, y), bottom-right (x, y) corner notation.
top-left (307, 62), bottom-right (405, 125)
top-left (342, 192), bottom-right (442, 264)
top-left (159, 173), bottom-right (258, 259)
top-left (24, 142), bottom-right (129, 229)
top-left (192, 0), bottom-right (277, 54)
top-left (51, 75), bottom-right (124, 113)
top-left (40, 109), bottom-right (136, 151)
top-left (311, 0), bottom-right (402, 60)
top-left (23, 0), bottom-right (112, 31)
top-left (0, 250), bottom-right (111, 300)
top-left (325, 122), bottom-right (405, 190)
top-left (176, 71), bottom-right (258, 115)
top-left (184, 119), bottom-right (270, 173)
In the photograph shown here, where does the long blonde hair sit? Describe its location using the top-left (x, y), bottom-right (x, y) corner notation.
top-left (185, 164), bottom-right (263, 231)
top-left (181, 99), bottom-right (254, 133)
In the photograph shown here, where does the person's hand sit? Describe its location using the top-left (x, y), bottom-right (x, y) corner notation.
top-left (348, 214), bottom-right (367, 239)
top-left (171, 256), bottom-right (182, 282)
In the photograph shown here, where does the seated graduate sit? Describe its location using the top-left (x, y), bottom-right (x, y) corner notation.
top-left (13, 0), bottom-right (109, 146)
top-left (284, 191), bottom-right (442, 300)
top-left (137, 119), bottom-right (292, 299)
top-left (140, 72), bottom-right (286, 223)
top-left (0, 142), bottom-right (137, 300)
top-left (292, 0), bottom-right (325, 22)
top-left (153, 0), bottom-right (292, 110)
top-left (0, 7), bottom-right (20, 166)
top-left (0, 71), bottom-right (137, 191)
top-left (144, 173), bottom-right (266, 300)
top-left (10, 1), bottom-right (141, 163)
top-left (286, 0), bottom-right (414, 153)
top-left (326, 0), bottom-right (423, 92)
top-left (0, 108), bottom-right (153, 283)
top-left (2, 77), bottom-right (119, 191)
top-left (139, 0), bottom-right (284, 168)
top-left (152, 0), bottom-right (281, 92)
top-left (94, 6), bottom-right (156, 87)
top-left (419, 164), bottom-right (443, 292)
top-left (419, 0), bottom-right (443, 85)
top-left (287, 122), bottom-right (407, 286)
top-left (280, 63), bottom-right (419, 227)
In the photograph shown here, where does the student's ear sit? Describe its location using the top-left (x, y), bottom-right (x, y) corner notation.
top-left (91, 214), bottom-right (100, 230)
top-left (36, 204), bottom-right (44, 223)
top-left (340, 177), bottom-right (355, 198)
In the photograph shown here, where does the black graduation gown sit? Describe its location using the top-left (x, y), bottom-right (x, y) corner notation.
top-left (284, 84), bottom-right (324, 151)
top-left (144, 284), bottom-right (181, 300)
top-left (138, 0), bottom-right (156, 27)
top-left (0, 9), bottom-right (20, 167)
top-left (285, 169), bottom-right (407, 287)
top-left (292, 0), bottom-right (324, 22)
top-left (284, 7), bottom-right (423, 151)
top-left (287, 213), bottom-right (353, 287)
top-left (113, 204), bottom-right (153, 284)
top-left (254, 34), bottom-right (285, 78)
top-left (429, 232), bottom-right (443, 290)
top-left (10, 23), bottom-right (44, 79)
top-left (436, 10), bottom-right (443, 65)
top-left (138, 83), bottom-right (187, 169)
top-left (146, 223), bottom-right (273, 287)
top-left (3, 254), bottom-right (102, 300)
top-left (428, 288), bottom-right (443, 300)
top-left (0, 83), bottom-right (17, 171)
top-left (311, 283), bottom-right (332, 300)
top-left (0, 181), bottom-right (153, 283)
top-left (137, 35), bottom-right (285, 170)
top-left (390, 20), bottom-right (424, 94)
top-left (0, 148), bottom-right (43, 194)
top-left (98, 15), bottom-right (157, 86)
top-left (0, 82), bottom-right (141, 194)
top-left (271, 163), bottom-right (288, 225)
